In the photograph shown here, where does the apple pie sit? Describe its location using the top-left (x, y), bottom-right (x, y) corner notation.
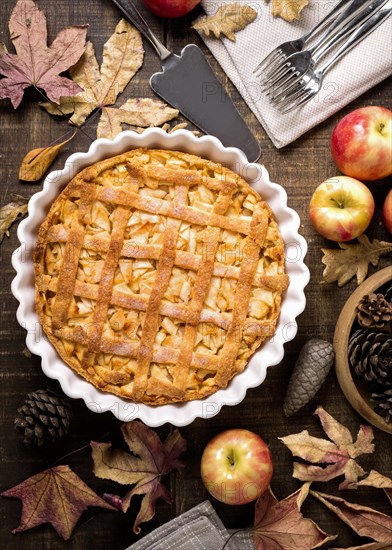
top-left (34, 149), bottom-right (289, 405)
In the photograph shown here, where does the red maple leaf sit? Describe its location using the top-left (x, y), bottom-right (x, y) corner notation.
top-left (0, 0), bottom-right (87, 108)
top-left (1, 465), bottom-right (116, 540)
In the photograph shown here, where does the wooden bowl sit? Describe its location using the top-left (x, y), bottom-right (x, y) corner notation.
top-left (334, 267), bottom-right (392, 435)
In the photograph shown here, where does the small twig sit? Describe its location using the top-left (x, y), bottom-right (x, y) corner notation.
top-left (33, 85), bottom-right (96, 142)
top-left (54, 431), bottom-right (111, 465)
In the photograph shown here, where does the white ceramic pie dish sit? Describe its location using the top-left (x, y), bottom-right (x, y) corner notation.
top-left (11, 128), bottom-right (309, 426)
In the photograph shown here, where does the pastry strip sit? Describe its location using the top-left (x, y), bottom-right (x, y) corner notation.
top-left (45, 226), bottom-right (288, 291)
top-left (51, 182), bottom-right (96, 330)
top-left (216, 207), bottom-right (269, 386)
top-left (174, 192), bottom-right (235, 391)
top-left (132, 182), bottom-right (188, 400)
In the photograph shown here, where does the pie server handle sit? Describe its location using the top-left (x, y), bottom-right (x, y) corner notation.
top-left (110, 0), bottom-right (261, 162)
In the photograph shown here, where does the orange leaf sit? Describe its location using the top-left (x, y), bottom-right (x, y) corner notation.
top-left (19, 131), bottom-right (76, 182)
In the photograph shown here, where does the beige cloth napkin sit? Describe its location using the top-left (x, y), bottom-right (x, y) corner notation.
top-left (197, 0), bottom-right (392, 148)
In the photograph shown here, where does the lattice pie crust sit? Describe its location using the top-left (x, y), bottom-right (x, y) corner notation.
top-left (34, 149), bottom-right (289, 405)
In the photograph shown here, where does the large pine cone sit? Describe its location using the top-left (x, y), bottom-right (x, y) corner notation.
top-left (348, 329), bottom-right (392, 384)
top-left (14, 389), bottom-right (72, 446)
top-left (371, 382), bottom-right (392, 423)
top-left (283, 339), bottom-right (334, 417)
top-left (356, 292), bottom-right (391, 329)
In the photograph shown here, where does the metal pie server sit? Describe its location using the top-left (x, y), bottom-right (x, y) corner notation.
top-left (111, 0), bottom-right (261, 162)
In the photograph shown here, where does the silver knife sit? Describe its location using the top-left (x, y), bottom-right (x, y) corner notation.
top-left (110, 0), bottom-right (261, 162)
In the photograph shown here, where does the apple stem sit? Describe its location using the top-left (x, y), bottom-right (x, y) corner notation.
top-left (379, 122), bottom-right (385, 134)
top-left (227, 450), bottom-right (235, 467)
top-left (330, 197), bottom-right (344, 209)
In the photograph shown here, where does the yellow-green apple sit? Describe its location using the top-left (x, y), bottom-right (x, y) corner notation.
top-left (309, 176), bottom-right (375, 242)
top-left (331, 106), bottom-right (392, 182)
top-left (383, 189), bottom-right (392, 235)
top-left (143, 0), bottom-right (200, 18)
top-left (200, 429), bottom-right (273, 505)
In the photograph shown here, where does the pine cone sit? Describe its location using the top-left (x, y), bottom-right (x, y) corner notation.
top-left (356, 293), bottom-right (392, 329)
top-left (283, 339), bottom-right (334, 417)
top-left (14, 389), bottom-right (72, 446)
top-left (348, 329), bottom-right (392, 384)
top-left (371, 382), bottom-right (392, 423)
top-left (383, 283), bottom-right (392, 305)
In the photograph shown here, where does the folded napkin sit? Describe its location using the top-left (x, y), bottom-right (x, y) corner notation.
top-left (197, 0), bottom-right (392, 148)
top-left (125, 500), bottom-right (253, 550)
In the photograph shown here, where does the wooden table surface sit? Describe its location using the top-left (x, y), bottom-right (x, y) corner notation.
top-left (1, 1), bottom-right (391, 548)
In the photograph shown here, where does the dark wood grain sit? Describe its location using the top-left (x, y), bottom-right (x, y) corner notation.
top-left (1, 1), bottom-right (391, 548)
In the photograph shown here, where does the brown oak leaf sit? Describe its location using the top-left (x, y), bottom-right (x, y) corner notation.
top-left (192, 3), bottom-right (257, 41)
top-left (253, 487), bottom-right (337, 549)
top-left (311, 490), bottom-right (392, 543)
top-left (41, 19), bottom-right (144, 128)
top-left (91, 421), bottom-right (186, 534)
top-left (266, 0), bottom-right (310, 22)
top-left (0, 0), bottom-right (87, 108)
top-left (1, 465), bottom-right (116, 540)
top-left (0, 194), bottom-right (28, 243)
top-left (279, 406), bottom-right (374, 489)
top-left (321, 235), bottom-right (392, 287)
top-left (19, 130), bottom-right (76, 181)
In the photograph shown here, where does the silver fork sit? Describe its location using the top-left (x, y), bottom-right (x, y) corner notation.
top-left (262, 0), bottom-right (382, 92)
top-left (279, 1), bottom-right (392, 114)
top-left (271, 0), bottom-right (390, 104)
top-left (253, 0), bottom-right (353, 79)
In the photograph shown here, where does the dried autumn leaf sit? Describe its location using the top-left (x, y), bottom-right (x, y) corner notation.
top-left (321, 235), bottom-right (392, 287)
top-left (150, 122), bottom-right (200, 135)
top-left (297, 481), bottom-right (312, 509)
top-left (332, 544), bottom-right (392, 550)
top-left (279, 406), bottom-right (374, 489)
top-left (311, 490), bottom-right (392, 543)
top-left (1, 465), bottom-right (115, 540)
top-left (97, 98), bottom-right (179, 139)
top-left (347, 470), bottom-right (392, 506)
top-left (253, 487), bottom-right (337, 549)
top-left (0, 194), bottom-right (28, 243)
top-left (266, 0), bottom-right (310, 22)
top-left (41, 19), bottom-right (144, 128)
top-left (19, 131), bottom-right (76, 182)
top-left (91, 421), bottom-right (186, 534)
top-left (0, 0), bottom-right (87, 108)
top-left (193, 3), bottom-right (257, 41)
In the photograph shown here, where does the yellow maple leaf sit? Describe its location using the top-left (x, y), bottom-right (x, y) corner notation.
top-left (266, 0), bottom-right (310, 22)
top-left (192, 3), bottom-right (257, 41)
top-left (41, 19), bottom-right (144, 127)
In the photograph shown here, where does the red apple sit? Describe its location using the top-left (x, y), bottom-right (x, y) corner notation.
top-left (383, 189), bottom-right (392, 235)
top-left (200, 429), bottom-right (273, 505)
top-left (309, 176), bottom-right (375, 242)
top-left (331, 106), bottom-right (392, 182)
top-left (143, 0), bottom-right (200, 18)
